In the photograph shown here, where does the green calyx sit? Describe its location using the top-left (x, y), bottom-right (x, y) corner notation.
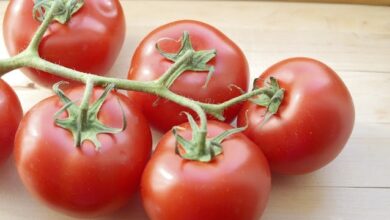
top-left (33, 0), bottom-right (84, 24)
top-left (157, 31), bottom-right (216, 88)
top-left (53, 82), bottom-right (126, 149)
top-left (173, 112), bottom-right (247, 162)
top-left (250, 77), bottom-right (285, 125)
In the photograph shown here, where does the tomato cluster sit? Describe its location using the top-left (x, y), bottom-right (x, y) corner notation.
top-left (0, 0), bottom-right (354, 219)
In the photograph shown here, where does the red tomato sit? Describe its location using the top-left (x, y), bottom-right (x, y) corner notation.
top-left (141, 121), bottom-right (271, 220)
top-left (3, 0), bottom-right (125, 88)
top-left (237, 57), bottom-right (355, 175)
top-left (0, 79), bottom-right (22, 167)
top-left (14, 86), bottom-right (152, 217)
top-left (128, 20), bottom-right (249, 132)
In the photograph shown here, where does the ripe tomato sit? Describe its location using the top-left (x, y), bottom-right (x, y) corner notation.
top-left (14, 86), bottom-right (152, 217)
top-left (0, 79), bottom-right (22, 167)
top-left (141, 121), bottom-right (271, 220)
top-left (128, 20), bottom-right (249, 132)
top-left (237, 57), bottom-right (355, 175)
top-left (3, 0), bottom-right (125, 88)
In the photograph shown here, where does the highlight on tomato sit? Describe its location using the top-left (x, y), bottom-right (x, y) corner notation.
top-left (14, 84), bottom-right (152, 217)
top-left (128, 20), bottom-right (249, 132)
top-left (3, 0), bottom-right (126, 88)
top-left (141, 120), bottom-right (271, 220)
top-left (0, 79), bottom-right (23, 167)
top-left (237, 57), bottom-right (355, 175)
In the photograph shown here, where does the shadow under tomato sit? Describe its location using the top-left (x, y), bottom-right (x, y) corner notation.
top-left (0, 157), bottom-right (21, 190)
top-left (0, 156), bottom-right (150, 220)
top-left (261, 173), bottom-right (326, 220)
top-left (95, 191), bottom-right (149, 220)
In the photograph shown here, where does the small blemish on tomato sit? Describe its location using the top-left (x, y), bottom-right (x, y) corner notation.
top-left (96, 1), bottom-right (118, 18)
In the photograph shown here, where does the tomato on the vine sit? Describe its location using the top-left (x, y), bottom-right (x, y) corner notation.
top-left (0, 79), bottom-right (22, 167)
top-left (3, 0), bottom-right (125, 88)
top-left (141, 121), bottom-right (271, 220)
top-left (237, 57), bottom-right (355, 175)
top-left (14, 86), bottom-right (152, 217)
top-left (128, 20), bottom-right (249, 132)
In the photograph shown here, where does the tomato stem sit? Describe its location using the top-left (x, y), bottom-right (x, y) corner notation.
top-left (199, 87), bottom-right (272, 120)
top-left (53, 82), bottom-right (126, 149)
top-left (77, 77), bottom-right (94, 145)
top-left (28, 0), bottom-right (62, 54)
top-left (156, 50), bottom-right (193, 86)
top-left (33, 0), bottom-right (84, 24)
top-left (0, 52), bottom-right (29, 75)
top-left (158, 89), bottom-right (208, 149)
top-left (156, 32), bottom-right (216, 89)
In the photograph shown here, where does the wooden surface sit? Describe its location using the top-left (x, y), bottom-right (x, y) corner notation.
top-left (1, 1), bottom-right (390, 219)
top-left (268, 0), bottom-right (390, 6)
top-left (126, 0), bottom-right (390, 6)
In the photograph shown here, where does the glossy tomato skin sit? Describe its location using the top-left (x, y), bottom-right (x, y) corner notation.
top-left (14, 87), bottom-right (152, 217)
top-left (237, 57), bottom-right (355, 175)
top-left (3, 0), bottom-right (125, 88)
top-left (141, 121), bottom-right (271, 220)
top-left (128, 20), bottom-right (249, 132)
top-left (0, 79), bottom-right (23, 167)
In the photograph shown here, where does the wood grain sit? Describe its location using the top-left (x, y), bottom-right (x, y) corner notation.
top-left (269, 0), bottom-right (390, 6)
top-left (0, 1), bottom-right (389, 219)
top-left (126, 0), bottom-right (390, 6)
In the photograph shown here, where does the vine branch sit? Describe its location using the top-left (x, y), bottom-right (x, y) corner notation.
top-left (0, 0), bottom-right (283, 162)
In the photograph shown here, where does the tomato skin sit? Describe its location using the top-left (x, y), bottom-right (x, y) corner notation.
top-left (141, 121), bottom-right (271, 220)
top-left (3, 0), bottom-right (125, 88)
top-left (128, 20), bottom-right (249, 132)
top-left (237, 57), bottom-right (355, 175)
top-left (14, 87), bottom-right (152, 217)
top-left (0, 79), bottom-right (23, 167)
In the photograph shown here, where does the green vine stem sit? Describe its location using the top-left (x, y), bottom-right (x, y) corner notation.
top-left (155, 31), bottom-right (216, 88)
top-left (0, 0), bottom-right (284, 162)
top-left (79, 77), bottom-right (94, 132)
top-left (29, 0), bottom-right (61, 53)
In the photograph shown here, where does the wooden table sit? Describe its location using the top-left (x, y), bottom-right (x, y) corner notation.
top-left (1, 1), bottom-right (389, 219)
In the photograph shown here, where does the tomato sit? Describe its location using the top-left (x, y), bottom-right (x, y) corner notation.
top-left (14, 86), bottom-right (152, 217)
top-left (141, 121), bottom-right (271, 220)
top-left (128, 20), bottom-right (249, 132)
top-left (0, 79), bottom-right (22, 167)
top-left (3, 0), bottom-right (125, 88)
top-left (237, 57), bottom-right (355, 175)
